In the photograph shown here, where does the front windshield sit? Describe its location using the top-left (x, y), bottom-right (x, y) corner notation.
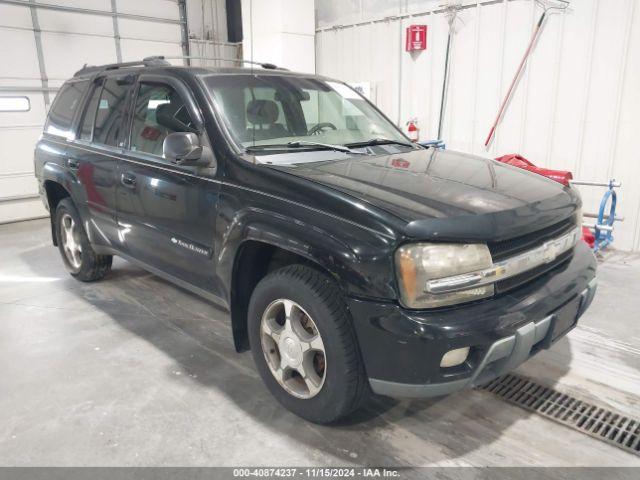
top-left (203, 74), bottom-right (410, 151)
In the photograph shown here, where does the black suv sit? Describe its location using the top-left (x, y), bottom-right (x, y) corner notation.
top-left (35, 56), bottom-right (597, 423)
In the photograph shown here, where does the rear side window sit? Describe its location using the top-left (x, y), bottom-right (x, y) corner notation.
top-left (93, 77), bottom-right (134, 147)
top-left (44, 80), bottom-right (89, 139)
top-left (79, 83), bottom-right (102, 141)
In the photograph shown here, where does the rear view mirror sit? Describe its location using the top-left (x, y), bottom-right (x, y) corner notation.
top-left (163, 132), bottom-right (207, 166)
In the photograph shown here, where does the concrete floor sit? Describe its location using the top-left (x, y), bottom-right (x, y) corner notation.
top-left (1, 218), bottom-right (639, 467)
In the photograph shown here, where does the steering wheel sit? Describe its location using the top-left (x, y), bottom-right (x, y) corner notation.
top-left (308, 122), bottom-right (337, 135)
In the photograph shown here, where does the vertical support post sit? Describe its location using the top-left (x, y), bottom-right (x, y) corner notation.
top-left (110, 0), bottom-right (123, 63)
top-left (28, 0), bottom-right (50, 109)
top-left (178, 0), bottom-right (191, 65)
top-left (397, 15), bottom-right (403, 126)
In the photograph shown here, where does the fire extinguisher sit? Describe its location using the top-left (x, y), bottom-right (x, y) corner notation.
top-left (406, 119), bottom-right (419, 142)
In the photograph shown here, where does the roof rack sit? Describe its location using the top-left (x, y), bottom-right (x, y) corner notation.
top-left (73, 56), bottom-right (171, 77)
top-left (161, 56), bottom-right (287, 70)
top-left (73, 55), bottom-right (287, 78)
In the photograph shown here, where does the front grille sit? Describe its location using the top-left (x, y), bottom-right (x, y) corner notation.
top-left (495, 249), bottom-right (573, 294)
top-left (489, 217), bottom-right (576, 262)
top-left (482, 374), bottom-right (640, 457)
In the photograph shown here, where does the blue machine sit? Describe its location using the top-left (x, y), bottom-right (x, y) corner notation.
top-left (571, 179), bottom-right (623, 253)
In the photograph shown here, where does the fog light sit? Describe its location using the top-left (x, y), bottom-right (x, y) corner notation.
top-left (440, 347), bottom-right (470, 368)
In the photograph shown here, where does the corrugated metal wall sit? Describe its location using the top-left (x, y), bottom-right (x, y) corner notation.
top-left (187, 0), bottom-right (241, 67)
top-left (316, 0), bottom-right (640, 251)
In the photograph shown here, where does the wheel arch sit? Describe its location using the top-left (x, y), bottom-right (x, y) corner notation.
top-left (43, 179), bottom-right (71, 246)
top-left (228, 238), bottom-right (343, 353)
top-left (220, 205), bottom-right (397, 352)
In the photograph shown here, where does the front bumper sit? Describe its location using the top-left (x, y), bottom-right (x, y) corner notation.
top-left (348, 242), bottom-right (597, 398)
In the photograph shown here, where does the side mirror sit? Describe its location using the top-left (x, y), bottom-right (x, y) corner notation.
top-left (163, 132), bottom-right (208, 166)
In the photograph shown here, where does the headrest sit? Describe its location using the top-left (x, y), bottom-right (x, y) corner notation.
top-left (156, 103), bottom-right (182, 130)
top-left (247, 99), bottom-right (279, 125)
top-left (156, 102), bottom-right (195, 133)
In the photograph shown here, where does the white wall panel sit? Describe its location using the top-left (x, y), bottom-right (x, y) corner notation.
top-left (493, 1), bottom-right (533, 156)
top-left (0, 4), bottom-right (33, 29)
top-left (0, 171), bottom-right (40, 198)
top-left (0, 198), bottom-right (46, 224)
top-left (0, 128), bottom-right (42, 175)
top-left (317, 0), bottom-right (640, 251)
top-left (118, 18), bottom-right (182, 42)
top-left (41, 32), bottom-right (117, 80)
top-left (37, 0), bottom-right (111, 11)
top-left (116, 0), bottom-right (180, 20)
top-left (0, 29), bottom-right (41, 80)
top-left (37, 9), bottom-right (114, 36)
top-left (610, 0), bottom-right (640, 250)
top-left (242, 0), bottom-right (315, 72)
top-left (0, 126), bottom-right (45, 223)
top-left (119, 39), bottom-right (183, 62)
top-left (548, 0), bottom-right (593, 173)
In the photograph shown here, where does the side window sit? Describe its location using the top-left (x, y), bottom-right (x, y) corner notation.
top-left (44, 80), bottom-right (89, 139)
top-left (130, 82), bottom-right (196, 157)
top-left (78, 83), bottom-right (102, 141)
top-left (93, 77), bottom-right (133, 147)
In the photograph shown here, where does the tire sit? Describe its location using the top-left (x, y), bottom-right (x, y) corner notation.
top-left (248, 264), bottom-right (368, 423)
top-left (55, 198), bottom-right (112, 282)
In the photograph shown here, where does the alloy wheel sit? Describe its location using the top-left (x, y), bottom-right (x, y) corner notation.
top-left (260, 298), bottom-right (327, 399)
top-left (60, 213), bottom-right (82, 269)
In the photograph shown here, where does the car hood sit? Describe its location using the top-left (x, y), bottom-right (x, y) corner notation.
top-left (270, 148), bottom-right (579, 242)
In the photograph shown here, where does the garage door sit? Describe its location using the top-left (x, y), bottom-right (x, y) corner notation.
top-left (0, 0), bottom-right (188, 224)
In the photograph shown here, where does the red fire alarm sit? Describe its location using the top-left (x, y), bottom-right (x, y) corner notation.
top-left (405, 25), bottom-right (427, 52)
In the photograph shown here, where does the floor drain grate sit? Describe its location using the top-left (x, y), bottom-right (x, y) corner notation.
top-left (482, 373), bottom-right (640, 457)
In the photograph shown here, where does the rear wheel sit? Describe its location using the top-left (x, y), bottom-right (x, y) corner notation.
top-left (248, 265), bottom-right (368, 423)
top-left (55, 198), bottom-right (112, 281)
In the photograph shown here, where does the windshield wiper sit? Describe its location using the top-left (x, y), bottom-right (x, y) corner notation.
top-left (245, 141), bottom-right (368, 155)
top-left (245, 144), bottom-right (295, 151)
top-left (286, 140), bottom-right (369, 155)
top-left (346, 138), bottom-right (416, 148)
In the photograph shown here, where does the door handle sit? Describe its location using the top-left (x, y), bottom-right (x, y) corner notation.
top-left (120, 173), bottom-right (137, 188)
top-left (67, 158), bottom-right (80, 170)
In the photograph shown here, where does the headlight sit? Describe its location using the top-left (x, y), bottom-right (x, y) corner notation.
top-left (395, 243), bottom-right (494, 309)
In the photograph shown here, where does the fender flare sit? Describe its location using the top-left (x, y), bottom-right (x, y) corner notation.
top-left (217, 208), bottom-right (374, 352)
top-left (41, 161), bottom-right (70, 195)
top-left (40, 162), bottom-right (76, 245)
top-left (219, 211), bottom-right (360, 302)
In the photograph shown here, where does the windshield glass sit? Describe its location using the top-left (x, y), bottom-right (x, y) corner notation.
top-left (203, 74), bottom-right (409, 152)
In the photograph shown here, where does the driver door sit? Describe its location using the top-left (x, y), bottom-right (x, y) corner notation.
top-left (116, 75), bottom-right (221, 293)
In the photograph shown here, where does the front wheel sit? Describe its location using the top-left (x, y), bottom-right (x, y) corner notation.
top-left (248, 265), bottom-right (368, 423)
top-left (55, 198), bottom-right (112, 282)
